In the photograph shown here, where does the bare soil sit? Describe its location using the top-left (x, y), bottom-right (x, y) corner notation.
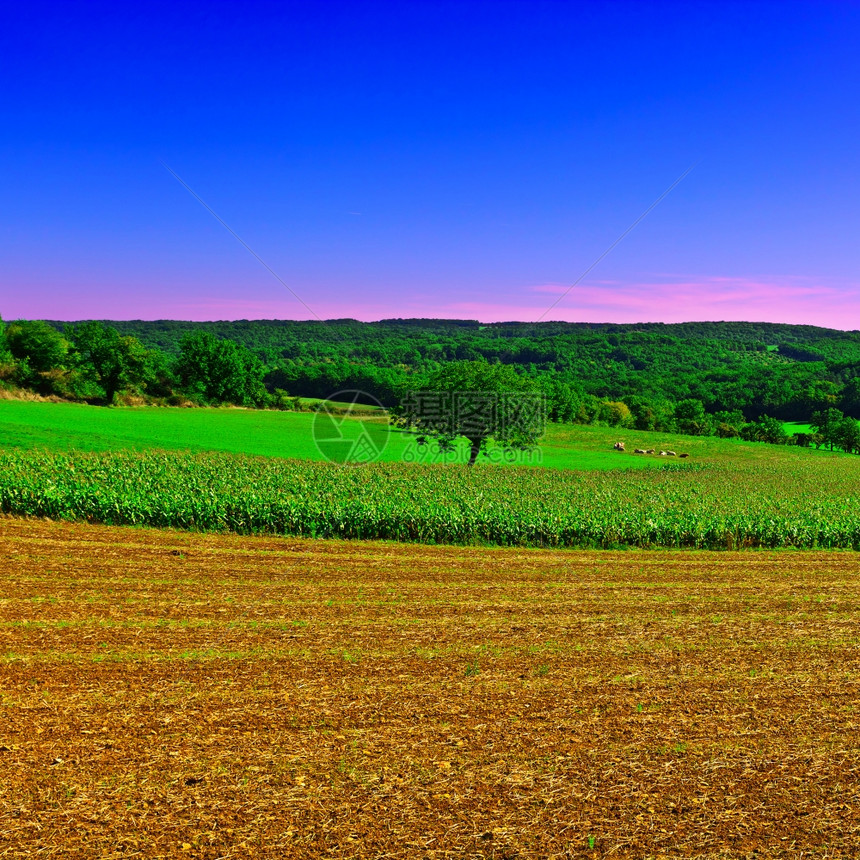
top-left (1, 517), bottom-right (859, 858)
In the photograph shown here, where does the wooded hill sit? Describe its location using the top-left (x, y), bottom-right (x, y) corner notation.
top-left (49, 317), bottom-right (860, 422)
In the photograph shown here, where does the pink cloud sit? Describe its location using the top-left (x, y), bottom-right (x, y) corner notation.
top-left (443, 276), bottom-right (860, 328)
top-left (3, 272), bottom-right (860, 330)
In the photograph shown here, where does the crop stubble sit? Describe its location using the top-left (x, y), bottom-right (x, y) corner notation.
top-left (1, 517), bottom-right (859, 858)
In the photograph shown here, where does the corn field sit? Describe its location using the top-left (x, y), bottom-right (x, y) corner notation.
top-left (1, 448), bottom-right (859, 549)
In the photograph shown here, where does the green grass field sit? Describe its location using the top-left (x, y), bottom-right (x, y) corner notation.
top-left (3, 400), bottom-right (858, 550)
top-left (0, 400), bottom-right (848, 471)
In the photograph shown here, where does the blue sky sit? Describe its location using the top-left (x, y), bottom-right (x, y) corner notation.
top-left (2, 1), bottom-right (859, 325)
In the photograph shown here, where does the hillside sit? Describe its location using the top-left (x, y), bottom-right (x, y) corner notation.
top-left (47, 318), bottom-right (860, 420)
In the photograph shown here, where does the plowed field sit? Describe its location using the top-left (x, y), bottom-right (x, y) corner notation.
top-left (1, 517), bottom-right (859, 858)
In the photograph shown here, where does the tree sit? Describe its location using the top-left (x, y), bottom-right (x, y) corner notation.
top-left (544, 379), bottom-right (585, 424)
top-left (674, 399), bottom-right (710, 436)
top-left (840, 377), bottom-right (860, 419)
top-left (71, 321), bottom-right (149, 403)
top-left (134, 348), bottom-right (178, 399)
top-left (740, 414), bottom-right (789, 445)
top-left (5, 319), bottom-right (69, 391)
top-left (176, 331), bottom-right (267, 406)
top-left (393, 360), bottom-right (545, 466)
top-left (712, 410), bottom-right (745, 438)
top-left (627, 396), bottom-right (675, 432)
top-left (793, 432), bottom-right (813, 448)
top-left (0, 316), bottom-right (13, 374)
top-left (627, 399), bottom-right (655, 431)
top-left (716, 422), bottom-right (740, 438)
top-left (5, 320), bottom-right (68, 373)
top-left (596, 400), bottom-right (632, 427)
top-left (810, 407), bottom-right (845, 451)
top-left (834, 416), bottom-right (860, 454)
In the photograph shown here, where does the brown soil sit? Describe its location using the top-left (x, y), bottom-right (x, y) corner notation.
top-left (1, 516), bottom-right (859, 858)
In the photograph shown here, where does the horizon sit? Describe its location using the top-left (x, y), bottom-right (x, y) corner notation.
top-left (18, 315), bottom-right (860, 335)
top-left (2, 1), bottom-right (859, 328)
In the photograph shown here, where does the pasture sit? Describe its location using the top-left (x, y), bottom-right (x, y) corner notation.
top-left (0, 399), bottom-right (842, 471)
top-left (2, 517), bottom-right (859, 857)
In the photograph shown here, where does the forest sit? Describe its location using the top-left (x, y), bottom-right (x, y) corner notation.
top-left (3, 315), bottom-right (860, 450)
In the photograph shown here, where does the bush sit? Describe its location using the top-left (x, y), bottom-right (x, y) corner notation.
top-left (740, 415), bottom-right (789, 445)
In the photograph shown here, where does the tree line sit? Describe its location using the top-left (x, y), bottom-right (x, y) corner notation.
top-left (3, 316), bottom-right (860, 452)
top-left (94, 317), bottom-right (860, 422)
top-left (0, 318), bottom-right (266, 407)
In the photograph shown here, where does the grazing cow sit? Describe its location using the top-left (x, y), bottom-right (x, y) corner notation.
top-left (659, 451), bottom-right (668, 456)
top-left (613, 442), bottom-right (625, 451)
top-left (634, 448), bottom-right (646, 454)
top-left (645, 449), bottom-right (655, 454)
top-left (679, 453), bottom-right (690, 458)
top-left (666, 450), bottom-right (677, 456)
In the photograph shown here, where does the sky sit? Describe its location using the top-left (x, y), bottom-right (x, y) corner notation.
top-left (1, 0), bottom-right (859, 327)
